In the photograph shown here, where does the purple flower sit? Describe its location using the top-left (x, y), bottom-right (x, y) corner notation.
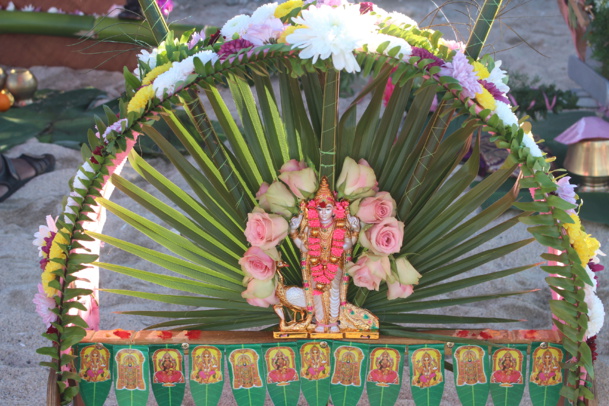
top-left (188, 31), bottom-right (205, 50)
top-left (556, 176), bottom-right (577, 213)
top-left (219, 39), bottom-right (255, 60)
top-left (439, 51), bottom-right (481, 98)
top-left (360, 2), bottom-right (374, 13)
top-left (33, 284), bottom-right (57, 328)
top-left (156, 0), bottom-right (173, 16)
top-left (480, 80), bottom-right (509, 104)
top-left (589, 261), bottom-right (604, 274)
top-left (411, 47), bottom-right (444, 69)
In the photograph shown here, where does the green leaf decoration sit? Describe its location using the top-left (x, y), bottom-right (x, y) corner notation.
top-left (409, 344), bottom-right (445, 406)
top-left (149, 344), bottom-right (186, 406)
top-left (226, 344), bottom-right (266, 406)
top-left (299, 340), bottom-right (332, 406)
top-left (529, 343), bottom-right (565, 406)
top-left (189, 345), bottom-right (225, 406)
top-left (262, 342), bottom-right (301, 406)
top-left (489, 344), bottom-right (528, 406)
top-left (75, 343), bottom-right (112, 406)
top-left (452, 344), bottom-right (490, 406)
top-left (329, 341), bottom-right (369, 406)
top-left (112, 345), bottom-right (150, 406)
top-left (366, 345), bottom-right (405, 406)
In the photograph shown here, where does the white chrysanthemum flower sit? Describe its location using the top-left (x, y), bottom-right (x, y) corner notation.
top-left (584, 290), bottom-right (605, 337)
top-left (48, 7), bottom-right (63, 13)
top-left (523, 132), bottom-right (543, 157)
top-left (22, 4), bottom-right (35, 12)
top-left (385, 11), bottom-right (418, 28)
top-left (487, 60), bottom-right (510, 94)
top-left (493, 100), bottom-right (518, 127)
top-left (364, 33), bottom-right (412, 59)
top-left (222, 14), bottom-right (251, 39)
top-left (6, 2), bottom-right (15, 11)
top-left (137, 48), bottom-right (159, 70)
top-left (33, 215), bottom-right (57, 256)
top-left (250, 2), bottom-right (278, 25)
top-left (288, 4), bottom-right (377, 73)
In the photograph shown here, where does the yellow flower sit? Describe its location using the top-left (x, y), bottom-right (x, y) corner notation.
top-left (475, 88), bottom-right (496, 111)
top-left (127, 85), bottom-right (155, 114)
top-left (141, 62), bottom-right (172, 86)
top-left (472, 61), bottom-right (490, 79)
top-left (563, 214), bottom-right (601, 265)
top-left (41, 228), bottom-right (70, 297)
top-left (274, 0), bottom-right (303, 18)
top-left (278, 25), bottom-right (301, 44)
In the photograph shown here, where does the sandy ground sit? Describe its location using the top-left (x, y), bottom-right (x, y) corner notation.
top-left (0, 0), bottom-right (607, 405)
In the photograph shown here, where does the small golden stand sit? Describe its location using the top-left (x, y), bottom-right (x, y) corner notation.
top-left (273, 331), bottom-right (308, 339)
top-left (309, 332), bottom-right (344, 339)
top-left (273, 331), bottom-right (380, 339)
top-left (344, 331), bottom-right (379, 340)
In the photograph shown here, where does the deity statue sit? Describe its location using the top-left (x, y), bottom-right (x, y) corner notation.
top-left (274, 176), bottom-right (379, 334)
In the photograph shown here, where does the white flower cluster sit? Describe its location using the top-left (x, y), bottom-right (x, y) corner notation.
top-left (153, 50), bottom-right (219, 99)
top-left (584, 250), bottom-right (606, 337)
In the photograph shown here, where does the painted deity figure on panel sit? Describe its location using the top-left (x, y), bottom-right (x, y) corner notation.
top-left (368, 348), bottom-right (400, 386)
top-left (300, 343), bottom-right (330, 380)
top-left (412, 348), bottom-right (443, 388)
top-left (229, 349), bottom-right (263, 389)
top-left (191, 346), bottom-right (222, 384)
top-left (455, 346), bottom-right (486, 386)
top-left (266, 347), bottom-right (298, 385)
top-left (115, 349), bottom-right (146, 390)
top-left (531, 348), bottom-right (562, 386)
top-left (491, 349), bottom-right (523, 387)
top-left (152, 349), bottom-right (185, 386)
top-left (79, 345), bottom-right (111, 383)
top-left (331, 346), bottom-right (364, 386)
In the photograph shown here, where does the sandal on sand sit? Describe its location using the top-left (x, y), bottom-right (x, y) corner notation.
top-left (0, 153), bottom-right (56, 202)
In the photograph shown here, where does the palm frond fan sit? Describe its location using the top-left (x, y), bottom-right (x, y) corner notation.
top-left (35, 0), bottom-right (603, 404)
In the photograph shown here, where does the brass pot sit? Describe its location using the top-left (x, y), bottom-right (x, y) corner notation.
top-left (5, 68), bottom-right (38, 106)
top-left (0, 66), bottom-right (6, 89)
top-left (564, 140), bottom-right (609, 192)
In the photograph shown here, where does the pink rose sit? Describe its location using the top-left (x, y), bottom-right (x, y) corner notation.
top-left (279, 159), bottom-right (308, 173)
top-left (359, 217), bottom-right (404, 255)
top-left (336, 157), bottom-right (377, 199)
top-left (256, 182), bottom-right (271, 211)
top-left (386, 281), bottom-right (414, 300)
top-left (241, 278), bottom-right (279, 308)
top-left (263, 181), bottom-right (298, 218)
top-left (239, 246), bottom-right (278, 280)
top-left (394, 257), bottom-right (421, 285)
top-left (244, 208), bottom-right (289, 250)
top-left (356, 192), bottom-right (397, 223)
top-left (279, 167), bottom-right (318, 199)
top-left (347, 254), bottom-right (391, 291)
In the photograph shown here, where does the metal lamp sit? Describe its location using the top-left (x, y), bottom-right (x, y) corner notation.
top-left (556, 117), bottom-right (609, 192)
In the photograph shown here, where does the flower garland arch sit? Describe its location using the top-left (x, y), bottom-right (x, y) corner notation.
top-left (32, 1), bottom-right (603, 403)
